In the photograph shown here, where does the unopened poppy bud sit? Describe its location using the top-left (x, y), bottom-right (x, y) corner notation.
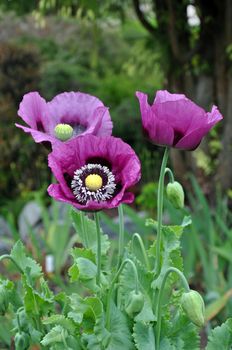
top-left (17, 308), bottom-right (28, 331)
top-left (14, 332), bottom-right (30, 350)
top-left (0, 284), bottom-right (9, 315)
top-left (54, 123), bottom-right (73, 141)
top-left (125, 290), bottom-right (144, 317)
top-left (181, 290), bottom-right (205, 327)
top-left (166, 181), bottom-right (184, 209)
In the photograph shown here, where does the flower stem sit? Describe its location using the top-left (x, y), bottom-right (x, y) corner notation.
top-left (132, 233), bottom-right (150, 270)
top-left (106, 258), bottom-right (139, 329)
top-left (80, 211), bottom-right (89, 248)
top-left (155, 267), bottom-right (190, 350)
top-left (116, 205), bottom-right (124, 270)
top-left (0, 254), bottom-right (24, 274)
top-left (164, 167), bottom-right (174, 183)
top-left (94, 212), bottom-right (101, 286)
top-left (155, 147), bottom-right (169, 276)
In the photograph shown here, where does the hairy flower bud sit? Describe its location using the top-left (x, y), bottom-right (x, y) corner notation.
top-left (125, 291), bottom-right (144, 317)
top-left (0, 284), bottom-right (9, 315)
top-left (14, 332), bottom-right (30, 350)
top-left (54, 123), bottom-right (73, 141)
top-left (166, 181), bottom-right (184, 209)
top-left (181, 290), bottom-right (205, 327)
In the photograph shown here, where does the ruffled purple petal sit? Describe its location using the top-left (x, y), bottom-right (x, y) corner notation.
top-left (15, 123), bottom-right (55, 144)
top-left (136, 91), bottom-right (174, 146)
top-left (175, 105), bottom-right (223, 150)
top-left (18, 92), bottom-right (51, 131)
top-left (152, 92), bottom-right (206, 135)
top-left (47, 92), bottom-right (113, 137)
top-left (154, 90), bottom-right (185, 103)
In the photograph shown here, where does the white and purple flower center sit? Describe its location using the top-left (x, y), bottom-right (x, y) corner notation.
top-left (71, 163), bottom-right (116, 203)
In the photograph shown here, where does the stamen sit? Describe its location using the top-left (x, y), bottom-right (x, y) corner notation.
top-left (71, 163), bottom-right (116, 203)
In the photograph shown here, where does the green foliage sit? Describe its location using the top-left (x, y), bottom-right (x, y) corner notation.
top-left (10, 241), bottom-right (42, 280)
top-left (0, 42), bottom-right (49, 204)
top-left (133, 322), bottom-right (156, 350)
top-left (71, 209), bottom-right (110, 255)
top-left (206, 319), bottom-right (232, 350)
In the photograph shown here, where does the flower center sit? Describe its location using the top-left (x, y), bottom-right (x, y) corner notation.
top-left (71, 163), bottom-right (116, 203)
top-left (85, 174), bottom-right (103, 191)
top-left (54, 123), bottom-right (73, 141)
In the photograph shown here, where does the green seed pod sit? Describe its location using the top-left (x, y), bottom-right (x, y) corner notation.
top-left (166, 181), bottom-right (185, 209)
top-left (54, 123), bottom-right (73, 141)
top-left (0, 284), bottom-right (9, 315)
top-left (181, 290), bottom-right (205, 327)
top-left (125, 291), bottom-right (144, 317)
top-left (14, 332), bottom-right (30, 350)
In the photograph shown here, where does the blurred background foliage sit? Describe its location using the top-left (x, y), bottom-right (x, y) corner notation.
top-left (0, 2), bottom-right (164, 208)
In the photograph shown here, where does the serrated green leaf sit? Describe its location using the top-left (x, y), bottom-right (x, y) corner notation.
top-left (119, 251), bottom-right (155, 323)
top-left (10, 241), bottom-right (42, 280)
top-left (41, 325), bottom-right (67, 346)
top-left (149, 225), bottom-right (183, 291)
top-left (71, 247), bottom-right (96, 263)
top-left (160, 337), bottom-right (176, 350)
top-left (206, 318), bottom-right (232, 350)
top-left (71, 209), bottom-right (110, 255)
top-left (68, 264), bottom-right (79, 282)
top-left (69, 257), bottom-right (97, 281)
top-left (133, 322), bottom-right (156, 350)
top-left (28, 325), bottom-right (43, 343)
top-left (106, 302), bottom-right (134, 350)
top-left (68, 294), bottom-right (88, 325)
top-left (43, 314), bottom-right (76, 333)
top-left (161, 312), bottom-right (200, 350)
top-left (134, 299), bottom-right (156, 323)
top-left (22, 276), bottom-right (54, 316)
top-left (81, 333), bottom-right (102, 350)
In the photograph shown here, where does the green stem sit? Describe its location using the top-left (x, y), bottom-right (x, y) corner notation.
top-left (94, 212), bottom-right (101, 286)
top-left (164, 167), bottom-right (174, 183)
top-left (155, 267), bottom-right (190, 350)
top-left (61, 330), bottom-right (69, 349)
top-left (0, 254), bottom-right (24, 274)
top-left (80, 211), bottom-right (89, 248)
top-left (132, 233), bottom-right (150, 270)
top-left (117, 205), bottom-right (124, 270)
top-left (16, 312), bottom-right (22, 333)
top-left (155, 147), bottom-right (170, 275)
top-left (106, 258), bottom-right (139, 329)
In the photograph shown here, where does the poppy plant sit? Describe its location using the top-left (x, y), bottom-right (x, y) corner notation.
top-left (16, 91), bottom-right (113, 145)
top-left (47, 134), bottom-right (141, 211)
top-left (136, 90), bottom-right (223, 150)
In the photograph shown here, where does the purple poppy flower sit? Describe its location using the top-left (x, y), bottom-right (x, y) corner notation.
top-left (16, 91), bottom-right (113, 145)
top-left (47, 134), bottom-right (141, 211)
top-left (136, 90), bottom-right (223, 150)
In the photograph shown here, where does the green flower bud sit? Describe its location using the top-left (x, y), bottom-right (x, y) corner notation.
top-left (125, 291), bottom-right (144, 317)
top-left (0, 284), bottom-right (9, 315)
top-left (17, 308), bottom-right (28, 331)
top-left (14, 332), bottom-right (30, 350)
top-left (54, 123), bottom-right (73, 141)
top-left (166, 181), bottom-right (184, 209)
top-left (181, 290), bottom-right (205, 327)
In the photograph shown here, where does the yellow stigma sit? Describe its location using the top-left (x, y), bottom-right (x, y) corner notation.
top-left (54, 123), bottom-right (73, 141)
top-left (85, 174), bottom-right (103, 191)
